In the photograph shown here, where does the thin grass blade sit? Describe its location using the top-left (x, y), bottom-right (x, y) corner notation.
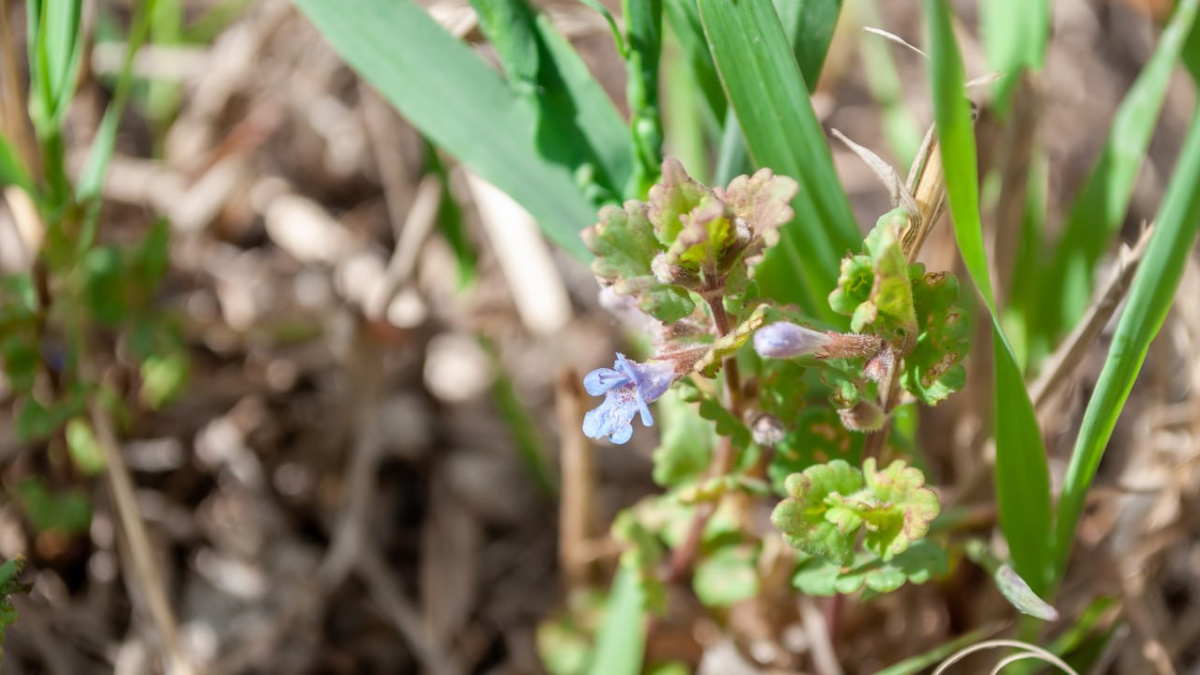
top-left (1033, 0), bottom-right (1198, 358)
top-left (925, 0), bottom-right (1053, 595)
top-left (294, 0), bottom-right (597, 259)
top-left (698, 0), bottom-right (859, 321)
top-left (663, 0), bottom-right (726, 124)
top-left (77, 0), bottom-right (158, 202)
top-left (1053, 107), bottom-right (1200, 581)
top-left (980, 0), bottom-right (1049, 111)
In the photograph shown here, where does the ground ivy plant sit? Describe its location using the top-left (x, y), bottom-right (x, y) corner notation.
top-left (580, 157), bottom-right (967, 612)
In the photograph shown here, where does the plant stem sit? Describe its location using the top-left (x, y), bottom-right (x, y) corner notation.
top-left (665, 293), bottom-right (741, 581)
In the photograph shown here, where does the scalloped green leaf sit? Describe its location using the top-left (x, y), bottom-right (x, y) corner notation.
top-left (694, 543), bottom-right (760, 607)
top-left (792, 540), bottom-right (948, 596)
top-left (767, 406), bottom-right (857, 494)
top-left (857, 458), bottom-right (940, 561)
top-left (584, 201), bottom-right (695, 322)
top-left (719, 167), bottom-right (799, 284)
top-left (902, 263), bottom-right (968, 405)
top-left (829, 210), bottom-right (916, 343)
top-left (771, 459), bottom-right (865, 565)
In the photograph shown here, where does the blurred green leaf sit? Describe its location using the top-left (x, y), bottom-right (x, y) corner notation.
top-left (82, 246), bottom-right (127, 326)
top-left (0, 135), bottom-right (36, 198)
top-left (293, 0), bottom-right (597, 258)
top-left (1054, 106), bottom-right (1200, 583)
top-left (693, 543), bottom-right (759, 607)
top-left (698, 0), bottom-right (860, 322)
top-left (0, 555), bottom-right (31, 643)
top-left (65, 417), bottom-right (106, 475)
top-left (15, 478), bottom-right (92, 535)
top-left (1034, 0), bottom-right (1198, 356)
top-left (587, 567), bottom-right (646, 675)
top-left (611, 510), bottom-right (667, 615)
top-left (925, 0), bottom-right (1053, 595)
top-left (652, 390), bottom-right (716, 488)
top-left (140, 351), bottom-right (189, 410)
top-left (980, 0), bottom-right (1049, 111)
top-left (17, 393), bottom-right (85, 443)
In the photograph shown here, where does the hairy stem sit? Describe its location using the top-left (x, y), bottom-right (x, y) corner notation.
top-left (665, 293), bottom-right (741, 581)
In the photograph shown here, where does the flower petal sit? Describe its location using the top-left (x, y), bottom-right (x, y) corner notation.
top-left (582, 388), bottom-right (639, 444)
top-left (584, 367), bottom-right (628, 396)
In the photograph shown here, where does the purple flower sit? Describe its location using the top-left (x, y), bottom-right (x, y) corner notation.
top-left (753, 322), bottom-right (833, 359)
top-left (583, 353), bottom-right (675, 444)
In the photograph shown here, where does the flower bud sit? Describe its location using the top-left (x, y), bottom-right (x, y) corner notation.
top-left (838, 400), bottom-right (885, 432)
top-left (753, 322), bottom-right (833, 359)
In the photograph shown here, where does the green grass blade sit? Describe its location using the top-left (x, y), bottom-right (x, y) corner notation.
top-left (980, 0), bottom-right (1049, 111)
top-left (697, 0), bottom-right (859, 321)
top-left (1033, 0), bottom-right (1199, 357)
top-left (0, 135), bottom-right (37, 198)
top-left (925, 0), bottom-right (1053, 595)
top-left (1053, 107), bottom-right (1200, 581)
top-left (294, 0), bottom-right (597, 259)
top-left (587, 567), bottom-right (646, 675)
top-left (77, 0), bottom-right (158, 202)
top-left (663, 0), bottom-right (726, 123)
top-left (1186, 15), bottom-right (1200, 82)
top-left (663, 29), bottom-right (709, 183)
top-left (876, 627), bottom-right (993, 675)
top-left (536, 16), bottom-right (633, 195)
top-left (471, 0), bottom-right (632, 198)
top-left (775, 0), bottom-right (841, 86)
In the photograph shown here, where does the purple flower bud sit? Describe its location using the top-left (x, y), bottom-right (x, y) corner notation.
top-left (753, 322), bottom-right (833, 359)
top-left (582, 353), bottom-right (676, 444)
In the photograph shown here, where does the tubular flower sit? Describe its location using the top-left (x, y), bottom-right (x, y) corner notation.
top-left (753, 322), bottom-right (834, 359)
top-left (582, 353), bottom-right (675, 444)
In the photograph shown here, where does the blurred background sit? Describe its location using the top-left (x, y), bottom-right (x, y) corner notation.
top-left (0, 0), bottom-right (1199, 673)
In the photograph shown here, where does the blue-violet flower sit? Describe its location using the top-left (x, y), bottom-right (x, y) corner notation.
top-left (582, 353), bottom-right (676, 444)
